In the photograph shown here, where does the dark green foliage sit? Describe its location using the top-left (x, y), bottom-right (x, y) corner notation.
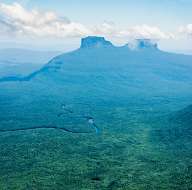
top-left (0, 37), bottom-right (192, 189)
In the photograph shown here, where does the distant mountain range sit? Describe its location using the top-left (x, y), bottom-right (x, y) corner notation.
top-left (0, 48), bottom-right (60, 77)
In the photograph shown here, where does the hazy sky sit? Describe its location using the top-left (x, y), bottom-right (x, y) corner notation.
top-left (0, 0), bottom-right (192, 53)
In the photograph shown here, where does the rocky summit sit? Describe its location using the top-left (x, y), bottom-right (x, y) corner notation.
top-left (80, 36), bottom-right (114, 48)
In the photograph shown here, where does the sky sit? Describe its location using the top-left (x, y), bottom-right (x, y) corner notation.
top-left (0, 0), bottom-right (192, 53)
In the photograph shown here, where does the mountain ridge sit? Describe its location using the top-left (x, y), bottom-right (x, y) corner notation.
top-left (0, 36), bottom-right (192, 85)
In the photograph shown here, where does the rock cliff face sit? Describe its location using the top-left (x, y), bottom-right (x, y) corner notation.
top-left (135, 39), bottom-right (158, 50)
top-left (80, 36), bottom-right (114, 49)
top-left (127, 39), bottom-right (158, 50)
top-left (80, 36), bottom-right (158, 50)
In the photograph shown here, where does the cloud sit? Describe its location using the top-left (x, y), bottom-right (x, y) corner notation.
top-left (0, 2), bottom-right (173, 40)
top-left (119, 25), bottom-right (174, 39)
top-left (179, 24), bottom-right (192, 37)
top-left (0, 2), bottom-right (91, 38)
top-left (93, 22), bottom-right (174, 40)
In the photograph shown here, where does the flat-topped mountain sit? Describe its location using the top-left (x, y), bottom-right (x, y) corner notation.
top-left (130, 39), bottom-right (158, 50)
top-left (80, 36), bottom-right (158, 50)
top-left (80, 36), bottom-right (114, 49)
top-left (20, 36), bottom-right (190, 100)
top-left (0, 36), bottom-right (192, 103)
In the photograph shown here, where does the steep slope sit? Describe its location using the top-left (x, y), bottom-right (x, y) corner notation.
top-left (172, 104), bottom-right (192, 125)
top-left (151, 104), bottom-right (192, 151)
